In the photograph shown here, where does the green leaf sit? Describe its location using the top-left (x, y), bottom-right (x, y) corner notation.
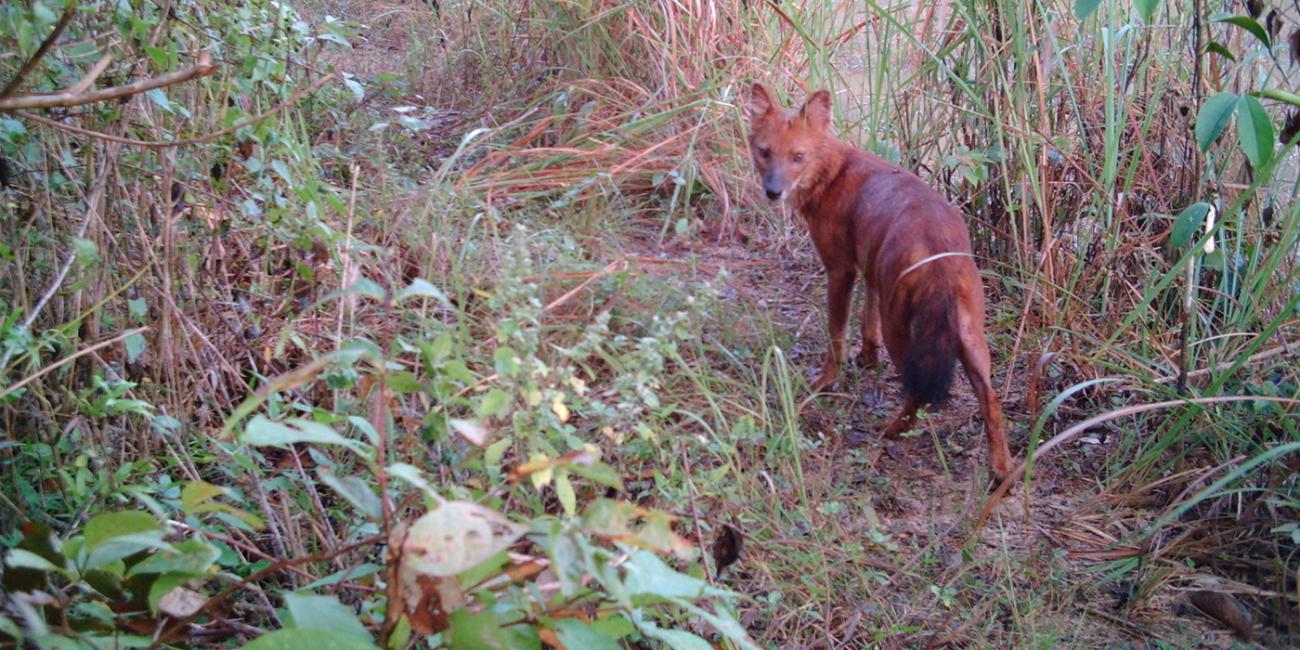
top-left (1205, 41), bottom-right (1237, 62)
top-left (1236, 95), bottom-right (1274, 168)
top-left (1134, 0), bottom-right (1159, 22)
top-left (555, 471), bottom-right (576, 517)
top-left (71, 236), bottom-right (100, 267)
top-left (1075, 0), bottom-right (1103, 20)
top-left (426, 332), bottom-right (453, 363)
top-left (124, 331), bottom-right (146, 363)
top-left (283, 593), bottom-right (372, 641)
top-left (146, 573), bottom-right (192, 615)
top-left (394, 279), bottom-right (450, 306)
top-left (4, 548), bottom-right (64, 573)
top-left (568, 461), bottom-right (624, 490)
top-left (240, 628), bottom-right (379, 650)
top-left (1170, 202), bottom-right (1211, 249)
top-left (317, 470), bottom-right (382, 520)
top-left (85, 512), bottom-right (162, 550)
top-left (1212, 14), bottom-right (1271, 48)
top-left (242, 416), bottom-right (368, 457)
top-left (145, 88), bottom-right (172, 113)
top-left (622, 550), bottom-right (724, 600)
top-left (127, 540), bottom-right (219, 577)
top-left (180, 481), bottom-right (227, 514)
top-left (552, 619), bottom-right (620, 650)
top-left (385, 371), bottom-right (422, 394)
top-left (1195, 93), bottom-right (1239, 152)
top-left (81, 512), bottom-right (169, 571)
top-left (639, 625), bottom-right (712, 650)
top-left (448, 610), bottom-right (540, 650)
top-left (478, 388), bottom-right (510, 418)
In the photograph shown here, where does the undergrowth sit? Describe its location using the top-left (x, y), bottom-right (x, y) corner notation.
top-left (2, 0), bottom-right (1299, 648)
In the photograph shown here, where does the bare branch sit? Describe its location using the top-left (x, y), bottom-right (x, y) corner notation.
top-left (0, 50), bottom-right (215, 111)
top-left (14, 73), bottom-right (337, 149)
top-left (0, 2), bottom-right (79, 99)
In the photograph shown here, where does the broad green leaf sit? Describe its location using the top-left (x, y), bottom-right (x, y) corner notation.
top-left (622, 550), bottom-right (725, 600)
top-left (1134, 0), bottom-right (1159, 22)
top-left (85, 512), bottom-right (161, 550)
top-left (71, 237), bottom-right (99, 267)
top-left (1236, 95), bottom-right (1274, 168)
top-left (639, 625), bottom-right (712, 650)
top-left (240, 628), bottom-right (379, 650)
top-left (242, 416), bottom-right (368, 457)
top-left (4, 548), bottom-right (64, 573)
top-left (553, 619), bottom-right (620, 650)
top-left (384, 371), bottom-right (422, 394)
top-left (393, 279), bottom-right (450, 306)
top-left (181, 480), bottom-right (227, 513)
top-left (1205, 41), bottom-right (1237, 62)
top-left (283, 593), bottom-right (371, 641)
top-left (127, 539), bottom-right (219, 577)
top-left (1212, 14), bottom-right (1270, 48)
top-left (301, 563), bottom-right (382, 590)
top-left (1171, 203), bottom-right (1211, 249)
top-left (1075, 0), bottom-right (1102, 20)
top-left (317, 470), bottom-right (382, 520)
top-left (568, 461), bottom-right (624, 490)
top-left (555, 471), bottom-right (576, 517)
top-left (477, 389), bottom-right (510, 418)
top-left (1195, 93), bottom-right (1238, 152)
top-left (448, 610), bottom-right (540, 650)
top-left (124, 332), bottom-right (146, 363)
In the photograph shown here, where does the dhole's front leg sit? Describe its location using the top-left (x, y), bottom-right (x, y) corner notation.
top-left (811, 267), bottom-right (855, 391)
top-left (854, 282), bottom-right (883, 368)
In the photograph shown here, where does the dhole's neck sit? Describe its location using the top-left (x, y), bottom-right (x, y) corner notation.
top-left (791, 138), bottom-right (848, 216)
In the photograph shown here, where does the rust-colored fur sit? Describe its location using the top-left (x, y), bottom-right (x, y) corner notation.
top-left (747, 83), bottom-right (1013, 481)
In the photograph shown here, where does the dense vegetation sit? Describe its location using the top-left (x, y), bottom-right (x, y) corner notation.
top-left (1, 0), bottom-right (1298, 647)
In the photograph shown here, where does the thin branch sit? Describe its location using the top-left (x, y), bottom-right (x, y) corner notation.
top-left (0, 50), bottom-right (215, 111)
top-left (64, 52), bottom-right (113, 95)
top-left (0, 148), bottom-right (115, 373)
top-left (0, 2), bottom-right (79, 99)
top-left (14, 73), bottom-right (337, 149)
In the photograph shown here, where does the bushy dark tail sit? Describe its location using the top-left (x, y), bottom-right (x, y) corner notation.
top-left (900, 293), bottom-right (958, 406)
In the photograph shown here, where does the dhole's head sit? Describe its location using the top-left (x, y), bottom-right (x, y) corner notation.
top-left (747, 83), bottom-right (832, 202)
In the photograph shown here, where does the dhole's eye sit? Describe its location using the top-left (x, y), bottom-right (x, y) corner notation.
top-left (758, 147), bottom-right (770, 159)
top-left (793, 152), bottom-right (805, 162)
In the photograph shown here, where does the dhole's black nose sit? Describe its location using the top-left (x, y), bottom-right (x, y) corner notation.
top-left (765, 189), bottom-right (781, 200)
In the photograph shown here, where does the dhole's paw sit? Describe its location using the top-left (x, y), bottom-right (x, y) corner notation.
top-left (809, 370), bottom-right (838, 392)
top-left (853, 345), bottom-right (881, 369)
top-left (881, 417), bottom-right (911, 440)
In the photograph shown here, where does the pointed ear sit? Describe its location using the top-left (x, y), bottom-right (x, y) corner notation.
top-left (749, 83), bottom-right (776, 124)
top-left (800, 90), bottom-right (832, 132)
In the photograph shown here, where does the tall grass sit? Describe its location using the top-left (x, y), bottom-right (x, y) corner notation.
top-left (3, 0), bottom-right (1298, 645)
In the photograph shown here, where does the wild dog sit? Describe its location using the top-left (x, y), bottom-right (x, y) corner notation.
top-left (747, 83), bottom-right (1013, 481)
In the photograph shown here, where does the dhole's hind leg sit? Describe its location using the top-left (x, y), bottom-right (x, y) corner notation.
top-left (956, 305), bottom-right (1013, 481)
top-left (881, 396), bottom-right (920, 439)
top-left (811, 267), bottom-right (856, 391)
top-left (854, 283), bottom-right (883, 368)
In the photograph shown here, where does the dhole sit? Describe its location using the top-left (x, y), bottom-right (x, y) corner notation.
top-left (747, 83), bottom-right (1013, 481)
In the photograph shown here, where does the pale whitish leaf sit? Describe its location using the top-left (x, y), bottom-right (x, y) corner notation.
top-left (4, 549), bottom-right (63, 573)
top-left (145, 88), bottom-right (172, 113)
top-left (82, 530), bottom-right (171, 571)
top-left (347, 415), bottom-right (381, 446)
top-left (284, 593), bottom-right (371, 640)
top-left (242, 416), bottom-right (369, 457)
top-left (157, 587), bottom-right (206, 618)
top-left (271, 160), bottom-right (293, 185)
top-left (391, 106), bottom-right (418, 114)
top-left (124, 333), bottom-right (146, 364)
top-left (1195, 93), bottom-right (1239, 152)
top-left (401, 502), bottom-right (527, 576)
top-left (240, 628), bottom-right (379, 650)
top-left (318, 470), bottom-right (382, 520)
top-left (1236, 95), bottom-right (1274, 169)
top-left (127, 297), bottom-right (148, 319)
top-left (33, 1), bottom-right (57, 24)
top-left (449, 418), bottom-right (490, 446)
top-left (341, 74), bottom-right (364, 102)
top-left (393, 278), bottom-right (450, 306)
top-left (551, 393), bottom-right (570, 422)
top-left (347, 277), bottom-right (386, 300)
top-left (386, 462), bottom-right (441, 499)
top-left (368, 122), bottom-right (390, 132)
top-left (622, 550), bottom-right (727, 600)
